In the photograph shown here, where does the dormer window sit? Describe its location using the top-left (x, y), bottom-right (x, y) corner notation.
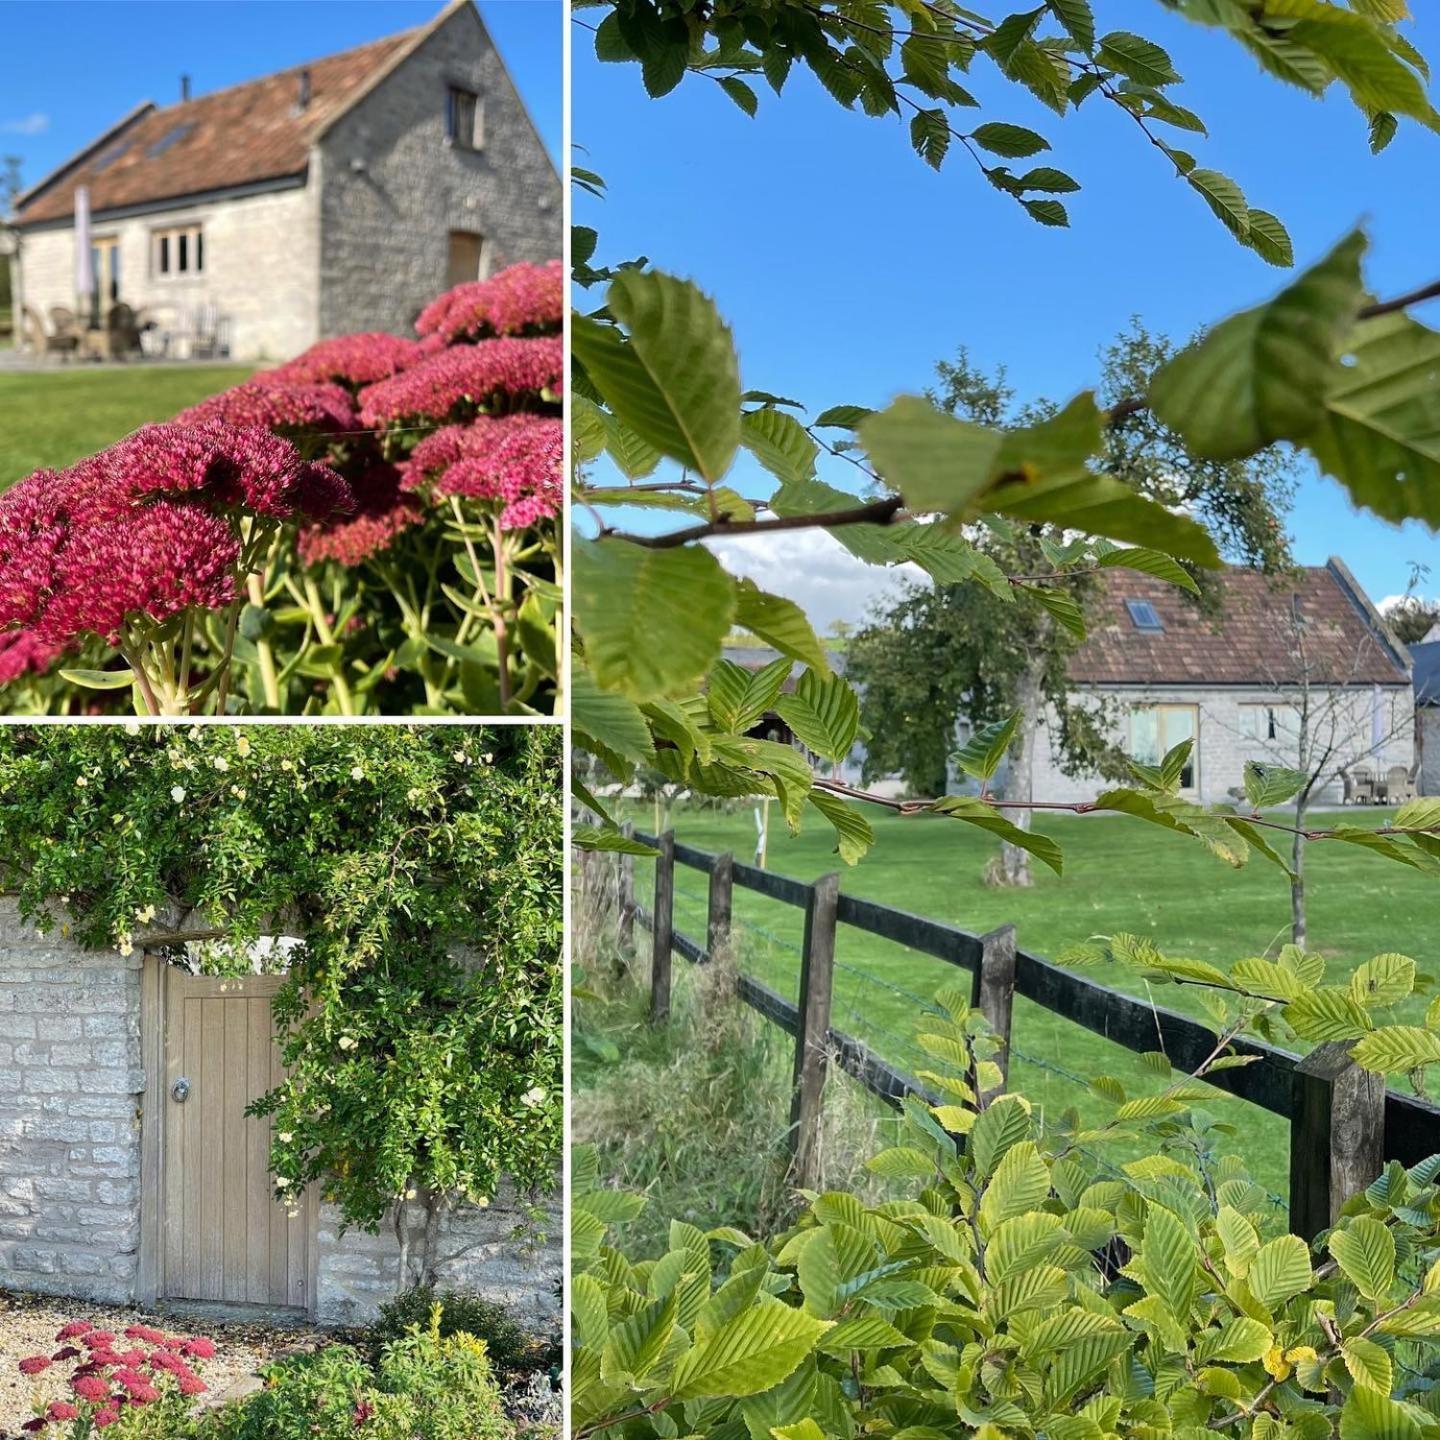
top-left (446, 87), bottom-right (484, 150)
top-left (1125, 598), bottom-right (1163, 632)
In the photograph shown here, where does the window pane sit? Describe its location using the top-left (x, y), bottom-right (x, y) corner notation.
top-left (159, 235), bottom-right (169, 274)
top-left (178, 233), bottom-right (188, 272)
top-left (195, 231), bottom-right (204, 273)
top-left (1130, 708), bottom-right (1159, 765)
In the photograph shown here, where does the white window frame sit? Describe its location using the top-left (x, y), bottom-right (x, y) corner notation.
top-left (1128, 703), bottom-right (1200, 794)
top-left (152, 223), bottom-right (204, 280)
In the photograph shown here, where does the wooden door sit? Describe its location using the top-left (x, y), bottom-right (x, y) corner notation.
top-left (159, 969), bottom-right (310, 1309)
top-left (447, 230), bottom-right (487, 287)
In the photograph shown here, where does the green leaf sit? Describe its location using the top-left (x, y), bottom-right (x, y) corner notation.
top-left (670, 1296), bottom-right (830, 1400)
top-left (574, 539), bottom-right (736, 701)
top-left (808, 789), bottom-right (875, 865)
top-left (59, 667), bottom-right (138, 691)
top-left (1342, 1336), bottom-right (1395, 1395)
top-left (1141, 1203), bottom-right (1197, 1320)
top-left (1369, 111), bottom-right (1399, 153)
top-left (1024, 584), bottom-right (1086, 638)
top-left (930, 797), bottom-right (1064, 874)
top-left (1048, 0), bottom-right (1095, 52)
top-left (741, 407), bottom-right (820, 484)
top-left (1097, 32), bottom-right (1181, 85)
top-left (1285, 986), bottom-right (1375, 1041)
top-left (1329, 1215), bottom-right (1396, 1301)
top-left (1352, 1025), bottom-right (1440, 1072)
top-left (601, 1292), bottom-right (678, 1386)
top-left (708, 656), bottom-right (792, 734)
top-left (574, 271), bottom-right (741, 483)
top-left (719, 76), bottom-right (759, 115)
top-left (979, 1141), bottom-right (1052, 1227)
top-left (572, 825), bottom-right (661, 857)
top-left (1187, 167), bottom-right (1250, 237)
top-left (1015, 166), bottom-right (1081, 193)
top-left (953, 713), bottom-right (1021, 783)
top-left (859, 397), bottom-right (1002, 513)
top-left (1247, 1234), bottom-right (1311, 1309)
top-left (1097, 547), bottom-right (1200, 594)
top-left (1150, 231), bottom-right (1367, 460)
top-left (1339, 1381), bottom-right (1422, 1440)
top-left (1350, 952), bottom-right (1416, 1007)
top-left (1245, 209), bottom-right (1295, 268)
top-left (969, 1094), bottom-right (1032, 1178)
top-left (1304, 310), bottom-right (1440, 529)
top-left (734, 580), bottom-right (831, 674)
top-left (910, 107), bottom-right (950, 168)
top-left (814, 405), bottom-right (874, 429)
top-left (1022, 198), bottom-right (1069, 227)
top-left (775, 669), bottom-right (861, 763)
top-left (971, 122), bottom-right (1051, 157)
top-left (1243, 761), bottom-right (1310, 808)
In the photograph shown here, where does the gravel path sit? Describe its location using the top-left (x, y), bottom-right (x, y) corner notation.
top-left (0, 1291), bottom-right (319, 1438)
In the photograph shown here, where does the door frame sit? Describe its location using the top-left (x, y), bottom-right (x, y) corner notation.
top-left (137, 954), bottom-right (319, 1314)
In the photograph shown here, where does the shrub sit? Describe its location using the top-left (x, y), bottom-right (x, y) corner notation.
top-left (370, 1286), bottom-right (542, 1377)
top-left (208, 1313), bottom-right (513, 1440)
top-left (571, 988), bottom-right (1440, 1440)
top-left (14, 1320), bottom-right (212, 1438)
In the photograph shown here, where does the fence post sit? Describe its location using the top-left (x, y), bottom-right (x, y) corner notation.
top-left (616, 822), bottom-right (636, 955)
top-left (788, 872), bottom-right (840, 1188)
top-left (707, 852), bottom-right (733, 962)
top-left (971, 924), bottom-right (1017, 1099)
top-left (1290, 1040), bottom-right (1386, 1242)
top-left (650, 831), bottom-right (675, 1024)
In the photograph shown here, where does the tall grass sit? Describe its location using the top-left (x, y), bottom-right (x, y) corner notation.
top-left (572, 858), bottom-right (894, 1255)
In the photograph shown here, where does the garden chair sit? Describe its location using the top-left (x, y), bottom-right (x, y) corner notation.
top-left (1347, 765), bottom-right (1376, 805)
top-left (1387, 765), bottom-right (1416, 805)
top-left (104, 302), bottom-right (143, 359)
top-left (23, 304), bottom-right (77, 359)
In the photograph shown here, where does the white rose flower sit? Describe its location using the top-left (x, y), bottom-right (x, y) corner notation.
top-left (351, 765), bottom-right (365, 780)
top-left (338, 1035), bottom-right (357, 1052)
top-left (171, 786), bottom-right (186, 803)
top-left (521, 1086), bottom-right (547, 1108)
top-left (213, 756), bottom-right (229, 772)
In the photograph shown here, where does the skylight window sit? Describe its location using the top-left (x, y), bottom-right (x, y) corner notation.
top-left (147, 123), bottom-right (195, 159)
top-left (92, 140), bottom-right (133, 173)
top-left (1125, 599), bottom-right (1164, 632)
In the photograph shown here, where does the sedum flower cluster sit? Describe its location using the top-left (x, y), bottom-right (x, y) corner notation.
top-left (17, 1320), bottom-right (213, 1434)
top-left (414, 258), bottom-right (562, 342)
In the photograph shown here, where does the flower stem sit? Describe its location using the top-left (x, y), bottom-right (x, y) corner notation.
top-left (246, 571), bottom-right (282, 711)
top-left (492, 517), bottom-right (512, 711)
top-left (302, 575), bottom-right (356, 716)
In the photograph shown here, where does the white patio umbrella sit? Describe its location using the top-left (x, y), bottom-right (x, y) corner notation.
top-left (73, 185), bottom-right (94, 324)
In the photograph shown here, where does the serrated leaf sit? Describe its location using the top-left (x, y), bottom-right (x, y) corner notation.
top-left (720, 75), bottom-right (759, 115)
top-left (808, 789), bottom-right (875, 865)
top-left (575, 539), bottom-right (736, 701)
top-left (969, 1094), bottom-right (1032, 1177)
top-left (910, 107), bottom-right (950, 168)
top-left (670, 1295), bottom-right (830, 1400)
top-left (953, 713), bottom-right (1021, 783)
top-left (1248, 1234), bottom-right (1311, 1309)
top-left (929, 796), bottom-right (1064, 874)
top-left (742, 407), bottom-right (820, 484)
top-left (1024, 584), bottom-right (1086, 637)
top-left (1242, 760), bottom-right (1311, 808)
top-left (1048, 0), bottom-right (1095, 51)
top-left (1151, 230), bottom-right (1367, 460)
top-left (1351, 952), bottom-right (1416, 1007)
top-left (860, 396), bottom-right (1003, 512)
top-left (1340, 1380), bottom-right (1422, 1440)
top-left (734, 580), bottom-right (831, 674)
top-left (1284, 986), bottom-right (1375, 1041)
top-left (1245, 209), bottom-right (1295, 268)
top-left (1096, 547), bottom-right (1200, 593)
top-left (1352, 1025), bottom-right (1440, 1072)
top-left (1098, 31), bottom-right (1180, 85)
top-left (775, 668), bottom-right (861, 763)
top-left (971, 122), bottom-right (1051, 157)
top-left (1329, 1216), bottom-right (1396, 1300)
top-left (708, 655), bottom-right (792, 734)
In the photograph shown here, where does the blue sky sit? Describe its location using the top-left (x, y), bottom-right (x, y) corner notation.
top-left (575, 4), bottom-right (1440, 629)
top-left (0, 0), bottom-right (561, 183)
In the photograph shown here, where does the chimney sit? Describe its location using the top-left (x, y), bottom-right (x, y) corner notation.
top-left (180, 74), bottom-right (191, 102)
top-left (297, 68), bottom-right (312, 110)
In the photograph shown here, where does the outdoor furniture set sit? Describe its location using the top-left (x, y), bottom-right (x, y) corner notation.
top-left (1342, 764), bottom-right (1418, 805)
top-left (21, 301), bottom-right (231, 362)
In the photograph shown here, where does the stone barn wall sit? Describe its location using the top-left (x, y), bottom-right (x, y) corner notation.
top-left (0, 900), bottom-right (559, 1326)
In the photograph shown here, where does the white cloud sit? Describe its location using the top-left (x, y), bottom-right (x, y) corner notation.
top-left (705, 530), bottom-right (925, 636)
top-left (1, 112), bottom-right (49, 136)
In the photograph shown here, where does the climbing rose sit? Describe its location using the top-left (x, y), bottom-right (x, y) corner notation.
top-left (18, 1355), bottom-right (51, 1375)
top-left (261, 332), bottom-right (424, 388)
top-left (298, 463), bottom-right (425, 567)
top-left (356, 336), bottom-right (562, 425)
top-left (415, 260), bottom-right (563, 342)
top-left (175, 381), bottom-right (357, 435)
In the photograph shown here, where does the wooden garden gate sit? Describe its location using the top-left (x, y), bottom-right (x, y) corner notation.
top-left (139, 959), bottom-right (315, 1313)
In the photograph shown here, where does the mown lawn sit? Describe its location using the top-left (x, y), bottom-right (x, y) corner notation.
top-left (0, 365), bottom-right (252, 488)
top-left (607, 801), bottom-right (1440, 1206)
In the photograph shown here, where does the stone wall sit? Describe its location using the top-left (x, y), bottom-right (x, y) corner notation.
top-left (314, 1187), bottom-right (562, 1328)
top-left (0, 902), bottom-right (560, 1328)
top-left (1030, 683), bottom-right (1416, 807)
top-left (15, 183), bottom-right (318, 363)
top-left (0, 899), bottom-right (144, 1304)
top-left (316, 4), bottom-right (560, 338)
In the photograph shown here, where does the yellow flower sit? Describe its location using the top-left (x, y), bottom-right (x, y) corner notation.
top-left (236, 735), bottom-right (251, 757)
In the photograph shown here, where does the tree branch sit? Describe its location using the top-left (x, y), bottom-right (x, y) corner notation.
top-left (602, 494), bottom-right (906, 549)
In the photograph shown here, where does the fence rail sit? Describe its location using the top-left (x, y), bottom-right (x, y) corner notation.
top-left (606, 825), bottom-right (1440, 1239)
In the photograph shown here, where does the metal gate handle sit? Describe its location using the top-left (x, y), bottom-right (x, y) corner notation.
top-left (171, 1077), bottom-right (191, 1103)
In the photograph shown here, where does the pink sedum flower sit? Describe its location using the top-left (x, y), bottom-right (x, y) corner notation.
top-left (356, 336), bottom-right (562, 426)
top-left (406, 416), bottom-right (561, 532)
top-left (46, 1401), bottom-right (80, 1422)
top-left (0, 628), bottom-right (62, 685)
top-left (72, 1375), bottom-right (109, 1401)
top-left (261, 332), bottom-right (424, 388)
top-left (175, 381), bottom-right (357, 436)
top-left (415, 260), bottom-right (563, 343)
top-left (298, 463), bottom-right (425, 567)
top-left (18, 1355), bottom-right (51, 1376)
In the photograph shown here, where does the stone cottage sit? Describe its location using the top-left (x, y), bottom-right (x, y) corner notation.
top-left (7, 0), bottom-right (559, 361)
top-left (0, 900), bottom-right (559, 1326)
top-left (1027, 558), bottom-right (1414, 807)
top-left (1410, 629), bottom-right (1440, 796)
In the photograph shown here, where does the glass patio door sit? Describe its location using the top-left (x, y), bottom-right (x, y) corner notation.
top-left (91, 237), bottom-right (120, 323)
top-left (1129, 704), bottom-right (1199, 792)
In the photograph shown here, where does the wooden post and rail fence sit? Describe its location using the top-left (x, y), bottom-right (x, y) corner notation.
top-left (604, 825), bottom-right (1440, 1239)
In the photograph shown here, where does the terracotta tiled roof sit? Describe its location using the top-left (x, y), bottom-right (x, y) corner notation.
top-left (14, 29), bottom-right (418, 225)
top-left (1069, 563), bottom-right (1409, 688)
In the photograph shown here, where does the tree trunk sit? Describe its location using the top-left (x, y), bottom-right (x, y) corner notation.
top-left (995, 659), bottom-right (1044, 888)
top-left (1290, 801), bottom-right (1307, 947)
top-left (394, 1194), bottom-right (413, 1293)
top-left (419, 1187), bottom-right (450, 1288)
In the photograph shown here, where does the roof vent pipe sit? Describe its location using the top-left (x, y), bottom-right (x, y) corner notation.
top-left (180, 74), bottom-right (191, 102)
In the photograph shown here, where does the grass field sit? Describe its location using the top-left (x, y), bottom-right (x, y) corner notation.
top-left (0, 366), bottom-right (253, 488)
top-left (603, 800), bottom-right (1440, 1205)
